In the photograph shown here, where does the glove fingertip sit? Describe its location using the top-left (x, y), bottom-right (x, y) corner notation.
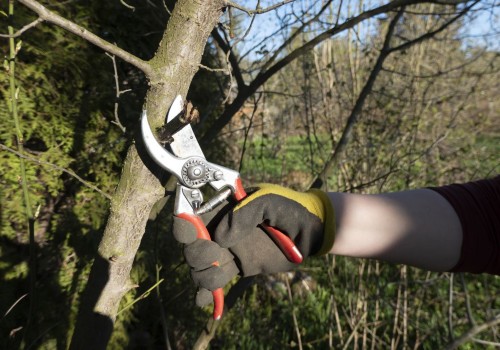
top-left (195, 288), bottom-right (214, 307)
top-left (173, 217), bottom-right (197, 244)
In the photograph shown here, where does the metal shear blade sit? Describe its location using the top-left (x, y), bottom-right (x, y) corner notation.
top-left (166, 95), bottom-right (205, 159)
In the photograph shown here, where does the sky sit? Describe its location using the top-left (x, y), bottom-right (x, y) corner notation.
top-left (225, 0), bottom-right (499, 56)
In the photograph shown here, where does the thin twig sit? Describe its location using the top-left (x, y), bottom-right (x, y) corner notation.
top-left (444, 315), bottom-right (500, 350)
top-left (17, 0), bottom-right (153, 76)
top-left (0, 17), bottom-right (43, 38)
top-left (285, 275), bottom-right (303, 350)
top-left (459, 273), bottom-right (476, 327)
top-left (212, 28), bottom-right (245, 90)
top-left (3, 294), bottom-right (28, 318)
top-left (238, 93), bottom-right (261, 173)
top-left (448, 273), bottom-right (455, 342)
top-left (117, 279), bottom-right (164, 316)
top-left (388, 1), bottom-right (481, 54)
top-left (155, 265), bottom-right (172, 350)
top-left (161, 0), bottom-right (171, 15)
top-left (197, 63), bottom-right (229, 73)
top-left (119, 0), bottom-right (135, 11)
top-left (0, 143), bottom-right (112, 200)
top-left (471, 338), bottom-right (500, 347)
top-left (105, 52), bottom-right (128, 133)
top-left (309, 7), bottom-right (405, 190)
top-left (225, 0), bottom-right (296, 15)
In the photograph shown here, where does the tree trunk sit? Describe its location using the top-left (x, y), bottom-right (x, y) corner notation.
top-left (70, 1), bottom-right (224, 348)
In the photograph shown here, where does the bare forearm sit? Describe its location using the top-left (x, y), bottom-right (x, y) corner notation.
top-left (328, 189), bottom-right (463, 271)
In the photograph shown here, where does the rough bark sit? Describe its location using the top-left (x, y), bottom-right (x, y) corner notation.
top-left (69, 1), bottom-right (225, 349)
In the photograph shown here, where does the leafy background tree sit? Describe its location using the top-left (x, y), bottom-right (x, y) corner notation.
top-left (1, 0), bottom-right (498, 349)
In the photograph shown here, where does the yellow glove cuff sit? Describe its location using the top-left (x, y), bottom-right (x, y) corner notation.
top-left (308, 189), bottom-right (336, 256)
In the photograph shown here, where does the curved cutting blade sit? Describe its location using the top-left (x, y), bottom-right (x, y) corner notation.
top-left (167, 95), bottom-right (205, 159)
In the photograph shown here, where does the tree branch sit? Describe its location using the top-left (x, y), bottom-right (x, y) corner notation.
top-left (225, 0), bottom-right (296, 15)
top-left (17, 0), bottom-right (153, 76)
top-left (388, 0), bottom-right (480, 53)
top-left (444, 314), bottom-right (500, 350)
top-left (212, 28), bottom-right (246, 90)
top-left (69, 1), bottom-right (226, 348)
top-left (200, 0), bottom-right (428, 146)
top-left (310, 7), bottom-right (405, 189)
top-left (261, 0), bottom-right (334, 72)
top-left (0, 17), bottom-right (43, 38)
top-left (201, 0), bottom-right (474, 149)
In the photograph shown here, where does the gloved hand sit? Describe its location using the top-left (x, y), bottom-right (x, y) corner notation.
top-left (173, 183), bottom-right (335, 307)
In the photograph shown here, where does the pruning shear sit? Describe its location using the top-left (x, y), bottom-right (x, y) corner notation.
top-left (141, 95), bottom-right (303, 320)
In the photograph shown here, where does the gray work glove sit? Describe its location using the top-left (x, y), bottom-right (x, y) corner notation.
top-left (173, 183), bottom-right (335, 307)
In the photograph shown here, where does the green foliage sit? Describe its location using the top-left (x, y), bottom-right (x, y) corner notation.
top-left (0, 2), bottom-right (134, 348)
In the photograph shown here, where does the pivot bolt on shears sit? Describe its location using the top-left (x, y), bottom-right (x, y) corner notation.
top-left (141, 95), bottom-right (303, 320)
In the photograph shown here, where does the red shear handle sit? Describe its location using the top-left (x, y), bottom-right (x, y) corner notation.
top-left (233, 178), bottom-right (304, 264)
top-left (177, 212), bottom-right (224, 320)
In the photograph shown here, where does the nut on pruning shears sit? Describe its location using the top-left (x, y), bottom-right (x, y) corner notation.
top-left (141, 95), bottom-right (303, 320)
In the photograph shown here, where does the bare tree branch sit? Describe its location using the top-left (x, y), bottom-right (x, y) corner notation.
top-left (226, 0), bottom-right (296, 15)
top-left (444, 314), bottom-right (500, 350)
top-left (309, 7), bottom-right (406, 189)
top-left (388, 0), bottom-right (480, 53)
top-left (17, 0), bottom-right (153, 76)
top-left (212, 28), bottom-right (247, 89)
top-left (0, 17), bottom-right (43, 38)
top-left (105, 52), bottom-right (129, 133)
top-left (261, 0), bottom-right (334, 72)
top-left (201, 0), bottom-right (475, 147)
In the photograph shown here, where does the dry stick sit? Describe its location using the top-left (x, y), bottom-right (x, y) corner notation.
top-left (391, 274), bottom-right (403, 350)
top-left (285, 276), bottom-right (303, 350)
top-left (371, 261), bottom-right (380, 350)
top-left (444, 315), bottom-right (500, 350)
top-left (17, 0), bottom-right (153, 76)
top-left (413, 271), bottom-right (432, 349)
top-left (355, 261), bottom-right (366, 348)
top-left (402, 265), bottom-right (408, 350)
top-left (327, 255), bottom-right (344, 346)
top-left (333, 292), bottom-right (344, 345)
top-left (0, 144), bottom-right (112, 200)
top-left (471, 338), bottom-right (500, 347)
top-left (3, 294), bottom-right (28, 318)
top-left (459, 273), bottom-right (477, 327)
top-left (448, 274), bottom-right (455, 342)
top-left (342, 312), bottom-right (367, 350)
top-left (362, 263), bottom-right (369, 350)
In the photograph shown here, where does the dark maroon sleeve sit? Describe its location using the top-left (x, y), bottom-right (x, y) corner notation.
top-left (429, 176), bottom-right (500, 275)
